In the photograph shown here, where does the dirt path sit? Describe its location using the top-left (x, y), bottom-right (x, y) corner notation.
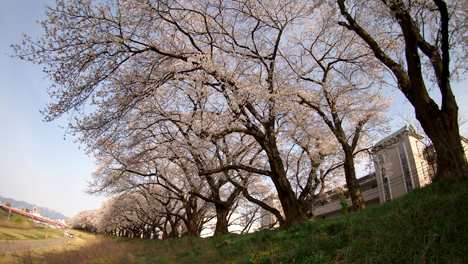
top-left (0, 237), bottom-right (73, 254)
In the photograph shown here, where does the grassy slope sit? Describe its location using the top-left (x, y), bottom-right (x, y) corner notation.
top-left (127, 180), bottom-right (468, 264)
top-left (0, 227), bottom-right (64, 240)
top-left (0, 209), bottom-right (8, 221)
top-left (0, 212), bottom-right (64, 240)
top-left (0, 231), bottom-right (92, 264)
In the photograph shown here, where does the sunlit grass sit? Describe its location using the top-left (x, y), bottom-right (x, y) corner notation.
top-left (0, 226), bottom-right (64, 240)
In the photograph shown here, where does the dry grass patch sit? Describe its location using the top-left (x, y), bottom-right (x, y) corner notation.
top-left (0, 230), bottom-right (135, 264)
top-left (0, 220), bottom-right (35, 230)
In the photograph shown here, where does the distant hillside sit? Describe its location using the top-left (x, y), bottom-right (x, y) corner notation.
top-left (0, 195), bottom-right (69, 220)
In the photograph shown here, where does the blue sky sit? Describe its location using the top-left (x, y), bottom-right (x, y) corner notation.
top-left (0, 0), bottom-right (105, 218)
top-left (0, 0), bottom-right (467, 218)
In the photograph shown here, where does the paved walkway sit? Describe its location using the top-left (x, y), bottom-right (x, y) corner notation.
top-left (0, 237), bottom-right (73, 254)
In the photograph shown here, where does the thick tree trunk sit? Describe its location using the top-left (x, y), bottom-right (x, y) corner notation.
top-left (168, 228), bottom-right (178, 238)
top-left (343, 148), bottom-right (366, 211)
top-left (185, 212), bottom-right (199, 237)
top-left (412, 96), bottom-right (468, 181)
top-left (399, 13), bottom-right (468, 181)
top-left (266, 139), bottom-right (307, 229)
top-left (399, 6), bottom-right (468, 182)
top-left (250, 111), bottom-right (308, 229)
top-left (276, 189), bottom-right (307, 229)
top-left (213, 204), bottom-right (230, 237)
top-left (168, 220), bottom-right (179, 238)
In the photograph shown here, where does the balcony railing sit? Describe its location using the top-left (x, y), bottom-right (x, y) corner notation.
top-left (314, 188), bottom-right (380, 216)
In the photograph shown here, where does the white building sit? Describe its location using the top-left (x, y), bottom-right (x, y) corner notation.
top-left (372, 123), bottom-right (432, 204)
top-left (314, 123), bottom-right (433, 219)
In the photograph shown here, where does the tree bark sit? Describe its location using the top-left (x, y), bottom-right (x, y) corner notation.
top-left (213, 204), bottom-right (230, 237)
top-left (412, 92), bottom-right (467, 181)
top-left (185, 214), bottom-right (199, 237)
top-left (167, 218), bottom-right (179, 238)
top-left (264, 137), bottom-right (307, 229)
top-left (343, 148), bottom-right (366, 211)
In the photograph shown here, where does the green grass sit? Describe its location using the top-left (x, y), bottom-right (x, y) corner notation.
top-left (0, 225), bottom-right (64, 240)
top-left (8, 214), bottom-right (30, 225)
top-left (0, 227), bottom-right (64, 240)
top-left (126, 180), bottom-right (468, 263)
top-left (0, 210), bottom-right (59, 232)
top-left (0, 208), bottom-right (8, 219)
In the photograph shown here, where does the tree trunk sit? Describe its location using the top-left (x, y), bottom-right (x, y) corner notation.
top-left (399, 13), bottom-right (468, 181)
top-left (168, 220), bottom-right (179, 238)
top-left (185, 212), bottom-right (199, 237)
top-left (213, 203), bottom-right (230, 237)
top-left (168, 228), bottom-right (178, 238)
top-left (250, 115), bottom-right (308, 229)
top-left (276, 189), bottom-right (306, 229)
top-left (343, 148), bottom-right (366, 211)
top-left (412, 95), bottom-right (468, 181)
top-left (266, 141), bottom-right (307, 229)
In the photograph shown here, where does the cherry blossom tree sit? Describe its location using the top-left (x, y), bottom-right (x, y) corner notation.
top-left (89, 150), bottom-right (211, 237)
top-left (15, 0), bottom-right (393, 229)
top-left (288, 4), bottom-right (392, 211)
top-left (67, 209), bottom-right (99, 232)
top-left (83, 79), bottom-right (250, 236)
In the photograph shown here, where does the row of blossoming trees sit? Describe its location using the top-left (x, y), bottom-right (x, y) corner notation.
top-left (19, 0), bottom-right (468, 237)
top-left (66, 186), bottom-right (266, 238)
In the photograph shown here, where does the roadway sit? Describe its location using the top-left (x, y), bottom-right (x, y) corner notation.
top-left (0, 237), bottom-right (73, 255)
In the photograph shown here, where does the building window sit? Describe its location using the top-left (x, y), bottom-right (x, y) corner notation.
top-left (378, 154), bottom-right (384, 164)
top-left (421, 162), bottom-right (427, 178)
top-left (378, 154), bottom-right (391, 202)
top-left (382, 168), bottom-right (391, 202)
top-left (398, 145), bottom-right (413, 192)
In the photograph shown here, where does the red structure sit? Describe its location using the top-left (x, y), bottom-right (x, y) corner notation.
top-left (0, 204), bottom-right (69, 228)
